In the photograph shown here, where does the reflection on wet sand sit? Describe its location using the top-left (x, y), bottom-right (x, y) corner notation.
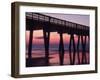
top-left (26, 51), bottom-right (89, 67)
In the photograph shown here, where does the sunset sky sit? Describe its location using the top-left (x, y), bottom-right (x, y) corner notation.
top-left (26, 13), bottom-right (89, 51)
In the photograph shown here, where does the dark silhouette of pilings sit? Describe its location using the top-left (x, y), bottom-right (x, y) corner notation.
top-left (43, 29), bottom-right (50, 66)
top-left (28, 30), bottom-right (33, 59)
top-left (59, 33), bottom-right (64, 65)
top-left (81, 35), bottom-right (87, 64)
top-left (69, 34), bottom-right (76, 65)
top-left (77, 35), bottom-right (81, 64)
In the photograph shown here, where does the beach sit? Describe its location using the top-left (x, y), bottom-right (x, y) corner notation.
top-left (26, 50), bottom-right (89, 67)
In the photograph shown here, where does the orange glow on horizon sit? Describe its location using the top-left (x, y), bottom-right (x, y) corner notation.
top-left (26, 30), bottom-right (72, 45)
top-left (26, 30), bottom-right (85, 45)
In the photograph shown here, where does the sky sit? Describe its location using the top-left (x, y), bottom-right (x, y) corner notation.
top-left (43, 13), bottom-right (90, 26)
top-left (26, 13), bottom-right (89, 51)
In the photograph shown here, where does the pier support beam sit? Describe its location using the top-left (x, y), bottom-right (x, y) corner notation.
top-left (87, 36), bottom-right (90, 64)
top-left (81, 35), bottom-right (87, 64)
top-left (69, 34), bottom-right (76, 65)
top-left (28, 30), bottom-right (33, 59)
top-left (77, 35), bottom-right (81, 64)
top-left (59, 33), bottom-right (64, 65)
top-left (43, 30), bottom-right (50, 66)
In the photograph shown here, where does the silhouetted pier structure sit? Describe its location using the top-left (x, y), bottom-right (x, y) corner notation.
top-left (26, 12), bottom-right (89, 66)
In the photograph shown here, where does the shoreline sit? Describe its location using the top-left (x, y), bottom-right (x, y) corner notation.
top-left (26, 51), bottom-right (90, 67)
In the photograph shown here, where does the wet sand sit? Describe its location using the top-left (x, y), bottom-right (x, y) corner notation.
top-left (26, 51), bottom-right (89, 67)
